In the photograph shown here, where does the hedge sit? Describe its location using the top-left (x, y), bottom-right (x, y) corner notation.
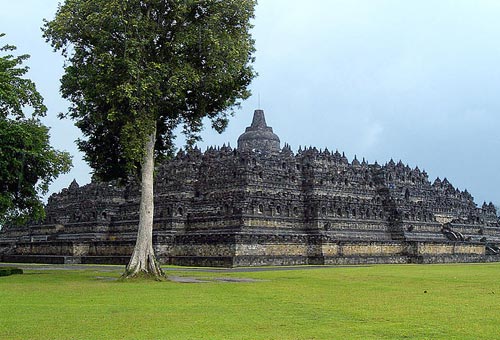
top-left (0, 267), bottom-right (23, 277)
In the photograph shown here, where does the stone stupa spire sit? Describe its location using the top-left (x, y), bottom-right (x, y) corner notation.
top-left (237, 109), bottom-right (280, 153)
top-left (250, 109), bottom-right (268, 129)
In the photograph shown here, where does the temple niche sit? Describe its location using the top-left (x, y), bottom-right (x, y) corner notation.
top-left (1, 110), bottom-right (499, 266)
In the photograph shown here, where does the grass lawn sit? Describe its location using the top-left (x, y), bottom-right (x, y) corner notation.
top-left (0, 263), bottom-right (499, 339)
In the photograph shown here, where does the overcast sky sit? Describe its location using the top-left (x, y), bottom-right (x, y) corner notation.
top-left (2, 0), bottom-right (499, 206)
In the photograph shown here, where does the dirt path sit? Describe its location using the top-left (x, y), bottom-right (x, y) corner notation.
top-left (0, 263), bottom-right (368, 273)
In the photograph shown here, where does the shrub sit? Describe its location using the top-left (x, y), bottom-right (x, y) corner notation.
top-left (0, 267), bottom-right (23, 276)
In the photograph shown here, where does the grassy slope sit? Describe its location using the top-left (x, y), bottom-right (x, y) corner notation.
top-left (0, 263), bottom-right (499, 340)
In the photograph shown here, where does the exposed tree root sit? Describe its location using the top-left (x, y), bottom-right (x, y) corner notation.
top-left (122, 248), bottom-right (165, 281)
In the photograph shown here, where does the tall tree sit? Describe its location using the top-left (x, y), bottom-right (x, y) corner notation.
top-left (0, 33), bottom-right (72, 227)
top-left (43, 0), bottom-right (257, 279)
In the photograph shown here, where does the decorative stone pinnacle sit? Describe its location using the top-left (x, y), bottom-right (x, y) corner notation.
top-left (237, 109), bottom-right (280, 153)
top-left (250, 109), bottom-right (268, 129)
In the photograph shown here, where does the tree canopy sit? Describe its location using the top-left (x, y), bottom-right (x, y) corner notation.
top-left (0, 119), bottom-right (72, 226)
top-left (0, 34), bottom-right (72, 226)
top-left (43, 0), bottom-right (257, 278)
top-left (0, 33), bottom-right (46, 119)
top-left (44, 0), bottom-right (256, 180)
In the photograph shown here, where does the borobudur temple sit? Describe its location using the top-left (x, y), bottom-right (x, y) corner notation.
top-left (1, 109), bottom-right (499, 266)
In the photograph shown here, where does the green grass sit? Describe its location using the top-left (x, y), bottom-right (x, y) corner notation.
top-left (1, 263), bottom-right (500, 339)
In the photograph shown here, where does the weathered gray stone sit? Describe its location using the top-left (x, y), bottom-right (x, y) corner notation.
top-left (1, 109), bottom-right (499, 266)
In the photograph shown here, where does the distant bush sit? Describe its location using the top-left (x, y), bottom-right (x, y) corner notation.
top-left (0, 267), bottom-right (23, 277)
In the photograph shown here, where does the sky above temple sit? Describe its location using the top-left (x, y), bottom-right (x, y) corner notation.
top-left (2, 0), bottom-right (500, 206)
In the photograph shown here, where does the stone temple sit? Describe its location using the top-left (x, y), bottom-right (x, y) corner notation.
top-left (1, 110), bottom-right (499, 266)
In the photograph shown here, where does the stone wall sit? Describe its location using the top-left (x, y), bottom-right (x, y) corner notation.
top-left (1, 109), bottom-right (499, 267)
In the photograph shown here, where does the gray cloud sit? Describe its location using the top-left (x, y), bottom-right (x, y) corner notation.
top-left (2, 0), bottom-right (499, 206)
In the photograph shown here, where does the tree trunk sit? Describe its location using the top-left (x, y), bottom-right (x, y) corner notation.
top-left (122, 129), bottom-right (165, 280)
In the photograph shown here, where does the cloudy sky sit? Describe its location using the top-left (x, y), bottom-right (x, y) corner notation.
top-left (2, 0), bottom-right (499, 206)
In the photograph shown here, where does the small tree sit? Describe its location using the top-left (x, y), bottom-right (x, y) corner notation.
top-left (43, 0), bottom-right (257, 279)
top-left (0, 33), bottom-right (72, 226)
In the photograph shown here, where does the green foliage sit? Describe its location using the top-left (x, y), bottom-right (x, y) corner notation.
top-left (0, 33), bottom-right (46, 119)
top-left (0, 119), bottom-right (72, 225)
top-left (0, 267), bottom-right (23, 276)
top-left (43, 0), bottom-right (257, 181)
top-left (0, 34), bottom-right (72, 226)
top-left (1, 264), bottom-right (500, 339)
